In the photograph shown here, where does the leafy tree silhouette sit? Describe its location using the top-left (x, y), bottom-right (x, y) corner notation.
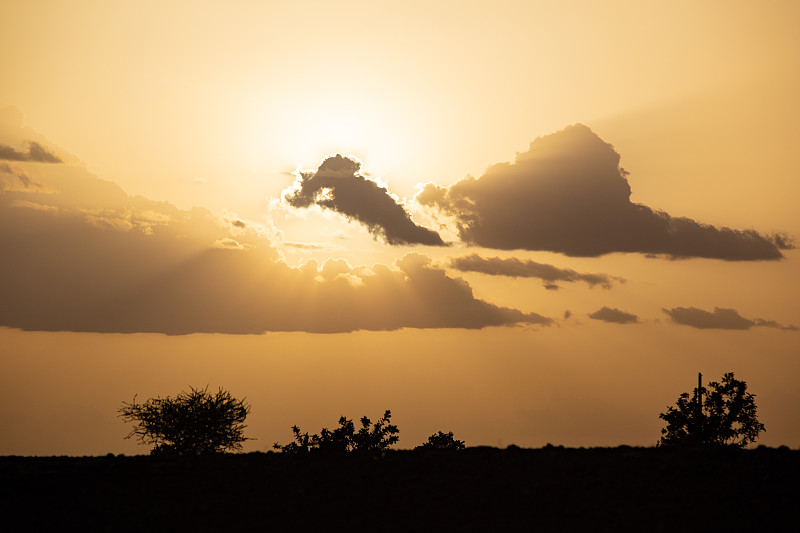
top-left (415, 431), bottom-right (465, 450)
top-left (658, 372), bottom-right (765, 447)
top-left (274, 410), bottom-right (399, 454)
top-left (119, 386), bottom-right (251, 455)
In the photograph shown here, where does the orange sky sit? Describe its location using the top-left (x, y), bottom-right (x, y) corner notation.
top-left (1, 1), bottom-right (799, 454)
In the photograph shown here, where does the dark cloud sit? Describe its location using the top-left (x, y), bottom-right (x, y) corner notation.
top-left (0, 159), bottom-right (547, 334)
top-left (285, 154), bottom-right (444, 246)
top-left (588, 306), bottom-right (638, 324)
top-left (0, 141), bottom-right (62, 163)
top-left (417, 124), bottom-right (789, 260)
top-left (663, 307), bottom-right (797, 330)
top-left (221, 216), bottom-right (248, 233)
top-left (773, 233), bottom-right (795, 250)
top-left (449, 253), bottom-right (620, 289)
top-left (753, 318), bottom-right (799, 330)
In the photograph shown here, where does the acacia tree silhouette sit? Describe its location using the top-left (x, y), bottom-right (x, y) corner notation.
top-left (273, 410), bottom-right (399, 454)
top-left (658, 372), bottom-right (765, 447)
top-left (119, 386), bottom-right (251, 455)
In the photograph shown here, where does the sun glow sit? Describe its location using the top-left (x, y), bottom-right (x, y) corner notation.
top-left (284, 99), bottom-right (388, 173)
top-left (315, 109), bottom-right (363, 148)
top-left (236, 85), bottom-right (439, 202)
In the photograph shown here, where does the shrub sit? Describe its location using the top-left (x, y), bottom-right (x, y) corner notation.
top-left (274, 410), bottom-right (399, 455)
top-left (415, 431), bottom-right (465, 450)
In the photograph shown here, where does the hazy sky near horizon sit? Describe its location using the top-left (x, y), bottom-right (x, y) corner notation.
top-left (1, 1), bottom-right (799, 454)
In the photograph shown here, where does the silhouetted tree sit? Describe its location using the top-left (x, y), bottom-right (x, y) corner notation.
top-left (658, 372), bottom-right (764, 448)
top-left (415, 431), bottom-right (465, 450)
top-left (274, 410), bottom-right (399, 454)
top-left (119, 386), bottom-right (250, 455)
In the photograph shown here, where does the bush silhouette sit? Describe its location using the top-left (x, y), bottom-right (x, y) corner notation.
top-left (119, 386), bottom-right (250, 455)
top-left (415, 431), bottom-right (465, 450)
top-left (274, 410), bottom-right (399, 454)
top-left (659, 372), bottom-right (765, 448)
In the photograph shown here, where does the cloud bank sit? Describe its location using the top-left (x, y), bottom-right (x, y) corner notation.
top-left (663, 307), bottom-right (797, 330)
top-left (0, 155), bottom-right (545, 334)
top-left (588, 307), bottom-right (638, 324)
top-left (285, 154), bottom-right (444, 246)
top-left (449, 253), bottom-right (620, 289)
top-left (417, 124), bottom-right (788, 260)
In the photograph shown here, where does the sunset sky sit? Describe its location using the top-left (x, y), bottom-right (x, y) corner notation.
top-left (2, 0), bottom-right (799, 455)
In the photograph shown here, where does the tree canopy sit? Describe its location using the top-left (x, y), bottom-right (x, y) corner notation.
top-left (659, 372), bottom-right (765, 448)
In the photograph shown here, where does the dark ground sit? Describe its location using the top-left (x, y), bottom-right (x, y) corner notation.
top-left (2, 446), bottom-right (797, 532)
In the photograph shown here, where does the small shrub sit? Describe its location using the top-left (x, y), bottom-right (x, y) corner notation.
top-left (415, 431), bottom-right (465, 450)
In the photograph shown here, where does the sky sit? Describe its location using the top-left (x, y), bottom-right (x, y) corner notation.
top-left (1, 0), bottom-right (799, 455)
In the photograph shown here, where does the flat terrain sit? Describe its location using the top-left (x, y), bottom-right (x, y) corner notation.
top-left (2, 446), bottom-right (797, 531)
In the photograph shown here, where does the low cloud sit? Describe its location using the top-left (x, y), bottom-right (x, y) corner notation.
top-left (588, 307), bottom-right (638, 324)
top-left (449, 253), bottom-right (620, 289)
top-left (663, 307), bottom-right (797, 330)
top-left (417, 124), bottom-right (789, 260)
top-left (0, 141), bottom-right (62, 163)
top-left (284, 154), bottom-right (445, 246)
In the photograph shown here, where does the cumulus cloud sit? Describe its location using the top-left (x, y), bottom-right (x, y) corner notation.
top-left (663, 307), bottom-right (797, 330)
top-left (0, 141), bottom-right (62, 163)
top-left (284, 154), bottom-right (445, 246)
top-left (588, 307), bottom-right (638, 324)
top-left (417, 124), bottom-right (789, 260)
top-left (0, 150), bottom-right (547, 334)
top-left (449, 253), bottom-right (620, 289)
